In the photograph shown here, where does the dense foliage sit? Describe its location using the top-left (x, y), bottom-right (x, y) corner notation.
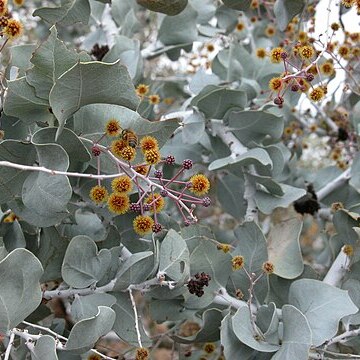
top-left (0, 0), bottom-right (360, 359)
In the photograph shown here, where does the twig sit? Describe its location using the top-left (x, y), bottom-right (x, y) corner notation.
top-left (326, 328), bottom-right (360, 347)
top-left (128, 288), bottom-right (142, 348)
top-left (0, 161), bottom-right (123, 180)
top-left (211, 120), bottom-right (248, 156)
top-left (317, 168), bottom-right (351, 201)
top-left (211, 120), bottom-right (258, 223)
top-left (322, 246), bottom-right (349, 287)
top-left (214, 287), bottom-right (255, 312)
top-left (243, 170), bottom-right (258, 223)
top-left (4, 331), bottom-right (15, 360)
top-left (22, 321), bottom-right (67, 341)
top-left (43, 279), bottom-right (116, 300)
top-left (10, 328), bottom-right (116, 360)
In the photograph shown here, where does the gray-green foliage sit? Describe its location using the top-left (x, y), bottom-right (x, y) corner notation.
top-left (1, 0), bottom-right (360, 359)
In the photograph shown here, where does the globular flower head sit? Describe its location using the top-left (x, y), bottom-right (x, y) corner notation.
top-left (149, 94), bottom-right (160, 105)
top-left (331, 23), bottom-right (340, 31)
top-left (182, 159), bottom-right (193, 170)
top-left (298, 31), bottom-right (308, 42)
top-left (269, 77), bottom-right (283, 91)
top-left (136, 84), bottom-right (149, 97)
top-left (144, 148), bottom-right (161, 165)
top-left (0, 0), bottom-right (7, 16)
top-left (338, 44), bottom-right (351, 59)
top-left (140, 136), bottom-right (158, 153)
top-left (203, 343), bottom-right (216, 354)
top-left (144, 193), bottom-right (165, 213)
top-left (206, 43), bottom-right (215, 52)
top-left (111, 139), bottom-right (127, 157)
top-left (270, 47), bottom-right (285, 63)
top-left (111, 175), bottom-right (133, 194)
top-left (202, 197), bottom-right (211, 207)
top-left (189, 174), bottom-right (210, 196)
top-left (135, 347), bottom-right (150, 360)
top-left (13, 0), bottom-right (25, 6)
top-left (107, 193), bottom-right (130, 214)
top-left (90, 185), bottom-right (108, 204)
top-left (309, 87), bottom-right (325, 102)
top-left (119, 146), bottom-right (136, 162)
top-left (298, 45), bottom-right (315, 60)
top-left (262, 261), bottom-right (275, 274)
top-left (105, 118), bottom-right (121, 137)
top-left (133, 215), bottom-right (154, 235)
top-left (3, 18), bottom-right (23, 40)
top-left (232, 255), bottom-right (244, 270)
top-left (320, 62), bottom-right (335, 75)
top-left (134, 164), bottom-right (149, 176)
top-left (256, 48), bottom-right (266, 59)
top-left (3, 212), bottom-right (18, 223)
top-left (152, 223), bottom-right (163, 233)
top-left (331, 202), bottom-right (344, 212)
top-left (91, 146), bottom-right (101, 157)
top-left (165, 155), bottom-right (175, 165)
top-left (87, 354), bottom-right (102, 360)
top-left (343, 244), bottom-right (354, 257)
top-left (217, 243), bottom-right (231, 253)
top-left (0, 16), bottom-right (8, 28)
top-left (341, 0), bottom-right (355, 7)
top-left (265, 25), bottom-right (275, 37)
top-left (236, 22), bottom-right (245, 31)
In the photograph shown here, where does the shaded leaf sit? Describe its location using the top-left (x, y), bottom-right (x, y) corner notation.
top-left (271, 305), bottom-right (311, 360)
top-left (191, 85), bottom-right (247, 119)
top-left (159, 229), bottom-right (190, 282)
top-left (66, 306), bottom-right (115, 353)
top-left (33, 0), bottom-right (91, 25)
top-left (113, 251), bottom-right (154, 291)
top-left (289, 279), bottom-right (358, 346)
top-left (274, 0), bottom-right (305, 31)
top-left (158, 4), bottom-right (198, 45)
top-left (137, 0), bottom-right (188, 15)
top-left (221, 0), bottom-right (252, 10)
top-left (0, 249), bottom-right (43, 333)
top-left (267, 218), bottom-right (304, 279)
top-left (112, 292), bottom-right (151, 346)
top-left (232, 307), bottom-right (280, 352)
top-left (31, 335), bottom-right (58, 360)
top-left (62, 235), bottom-right (112, 288)
top-left (49, 61), bottom-right (139, 137)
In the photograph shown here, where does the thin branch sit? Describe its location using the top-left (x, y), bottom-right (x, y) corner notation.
top-left (326, 328), bottom-right (360, 348)
top-left (322, 246), bottom-right (349, 287)
top-left (214, 287), bottom-right (256, 312)
top-left (243, 171), bottom-right (258, 223)
top-left (43, 279), bottom-right (116, 300)
top-left (0, 161), bottom-right (123, 180)
top-left (211, 120), bottom-right (248, 156)
top-left (317, 168), bottom-right (351, 201)
top-left (4, 331), bottom-right (15, 360)
top-left (129, 288), bottom-right (142, 348)
top-left (11, 328), bottom-right (116, 360)
top-left (22, 321), bottom-right (67, 341)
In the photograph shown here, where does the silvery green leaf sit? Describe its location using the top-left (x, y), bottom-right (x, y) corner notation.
top-left (267, 218), bottom-right (304, 279)
top-left (274, 0), bottom-right (305, 31)
top-left (66, 306), bottom-right (115, 353)
top-left (289, 279), bottom-right (358, 346)
top-left (31, 335), bottom-right (58, 360)
top-left (232, 307), bottom-right (280, 352)
top-left (0, 249), bottom-right (43, 333)
top-left (159, 229), bottom-right (190, 282)
top-left (62, 235), bottom-right (112, 288)
top-left (271, 305), bottom-right (311, 360)
top-left (221, 312), bottom-right (254, 360)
